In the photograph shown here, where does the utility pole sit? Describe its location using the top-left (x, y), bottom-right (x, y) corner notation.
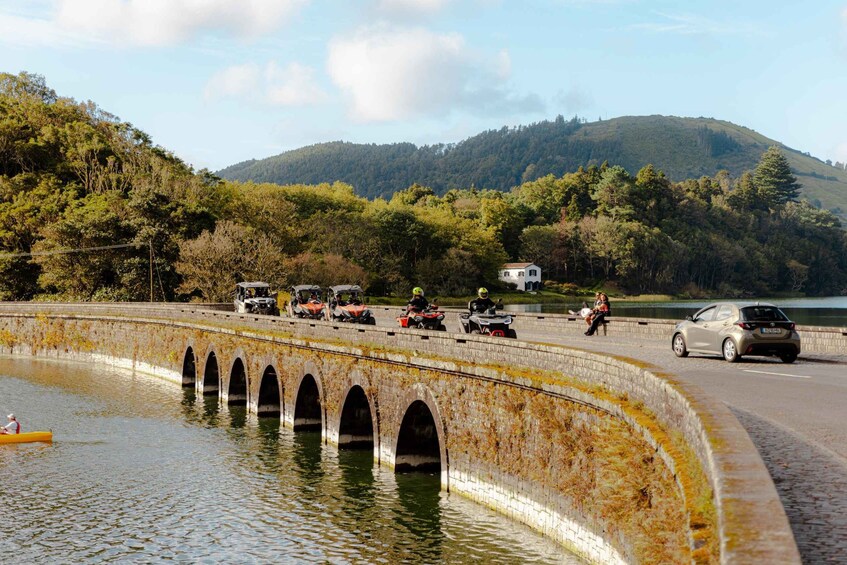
top-left (149, 241), bottom-right (154, 302)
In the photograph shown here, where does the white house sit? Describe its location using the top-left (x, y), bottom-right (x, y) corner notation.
top-left (499, 262), bottom-right (542, 291)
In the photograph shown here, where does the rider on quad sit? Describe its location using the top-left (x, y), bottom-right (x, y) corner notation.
top-left (407, 287), bottom-right (429, 313)
top-left (468, 287), bottom-right (496, 313)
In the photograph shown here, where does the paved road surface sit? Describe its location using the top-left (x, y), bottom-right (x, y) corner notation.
top-left (377, 311), bottom-right (847, 563)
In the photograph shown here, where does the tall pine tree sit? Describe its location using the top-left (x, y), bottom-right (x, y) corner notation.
top-left (754, 146), bottom-right (801, 208)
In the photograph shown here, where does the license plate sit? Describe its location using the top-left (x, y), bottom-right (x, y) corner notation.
top-left (761, 327), bottom-right (781, 334)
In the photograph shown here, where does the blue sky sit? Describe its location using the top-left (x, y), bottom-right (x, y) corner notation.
top-left (2, 0), bottom-right (846, 172)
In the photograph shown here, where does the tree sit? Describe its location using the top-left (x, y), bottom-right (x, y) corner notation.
top-left (32, 191), bottom-right (135, 299)
top-left (284, 252), bottom-right (367, 288)
top-left (176, 221), bottom-right (288, 302)
top-left (753, 146), bottom-right (801, 208)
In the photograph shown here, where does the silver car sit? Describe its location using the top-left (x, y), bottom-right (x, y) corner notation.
top-left (671, 302), bottom-right (801, 363)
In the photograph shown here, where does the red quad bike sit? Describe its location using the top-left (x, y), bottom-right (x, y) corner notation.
top-left (397, 304), bottom-right (447, 331)
top-left (287, 284), bottom-right (326, 319)
top-left (325, 285), bottom-right (376, 325)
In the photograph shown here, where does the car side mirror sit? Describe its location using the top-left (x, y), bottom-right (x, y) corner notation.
top-left (686, 315), bottom-right (693, 322)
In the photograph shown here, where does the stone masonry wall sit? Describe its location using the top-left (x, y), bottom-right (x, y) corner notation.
top-left (0, 304), bottom-right (801, 564)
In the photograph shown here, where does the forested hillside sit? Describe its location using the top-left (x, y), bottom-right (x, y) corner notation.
top-left (3, 73), bottom-right (846, 302)
top-left (219, 115), bottom-right (847, 217)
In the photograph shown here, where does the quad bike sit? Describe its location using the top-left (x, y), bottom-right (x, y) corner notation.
top-left (287, 284), bottom-right (326, 319)
top-left (458, 305), bottom-right (517, 338)
top-left (234, 281), bottom-right (279, 315)
top-left (397, 304), bottom-right (446, 331)
top-left (326, 285), bottom-right (375, 325)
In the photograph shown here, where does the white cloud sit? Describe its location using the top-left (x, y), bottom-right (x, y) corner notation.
top-left (0, 10), bottom-right (96, 48)
top-left (554, 87), bottom-right (594, 114)
top-left (326, 26), bottom-right (543, 122)
top-left (204, 63), bottom-right (261, 99)
top-left (47, 0), bottom-right (308, 47)
top-left (264, 62), bottom-right (328, 106)
top-left (205, 61), bottom-right (327, 107)
top-left (373, 0), bottom-right (450, 18)
top-left (632, 12), bottom-right (761, 36)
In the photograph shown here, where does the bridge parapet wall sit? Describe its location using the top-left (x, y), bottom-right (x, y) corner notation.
top-left (376, 306), bottom-right (847, 355)
top-left (0, 303), bottom-right (800, 564)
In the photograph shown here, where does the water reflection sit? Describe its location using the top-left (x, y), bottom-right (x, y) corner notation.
top-left (0, 357), bottom-right (578, 563)
top-left (338, 449), bottom-right (377, 520)
top-left (395, 472), bottom-right (444, 560)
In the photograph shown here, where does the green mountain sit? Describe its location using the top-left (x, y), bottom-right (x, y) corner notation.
top-left (218, 115), bottom-right (847, 215)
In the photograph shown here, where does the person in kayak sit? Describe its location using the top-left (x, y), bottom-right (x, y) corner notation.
top-left (1, 413), bottom-right (20, 434)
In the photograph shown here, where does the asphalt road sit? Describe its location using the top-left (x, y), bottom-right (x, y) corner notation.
top-left (378, 310), bottom-right (847, 562)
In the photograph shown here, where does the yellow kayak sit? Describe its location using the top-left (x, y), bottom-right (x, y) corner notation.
top-left (0, 431), bottom-right (53, 444)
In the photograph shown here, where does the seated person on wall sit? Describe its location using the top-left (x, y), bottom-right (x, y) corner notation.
top-left (407, 287), bottom-right (429, 313)
top-left (569, 301), bottom-right (594, 326)
top-left (468, 287), bottom-right (497, 313)
top-left (584, 293), bottom-right (611, 336)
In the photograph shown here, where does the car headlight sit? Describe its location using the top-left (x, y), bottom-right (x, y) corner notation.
top-left (414, 316), bottom-right (423, 322)
top-left (504, 317), bottom-right (512, 324)
top-left (437, 314), bottom-right (444, 321)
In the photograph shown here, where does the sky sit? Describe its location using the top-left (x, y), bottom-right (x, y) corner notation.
top-left (1, 0), bottom-right (846, 172)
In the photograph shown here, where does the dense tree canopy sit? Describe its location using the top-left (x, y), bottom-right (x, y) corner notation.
top-left (2, 73), bottom-right (846, 301)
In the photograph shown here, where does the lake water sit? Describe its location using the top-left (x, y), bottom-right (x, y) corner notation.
top-left (506, 296), bottom-right (847, 327)
top-left (0, 357), bottom-right (577, 564)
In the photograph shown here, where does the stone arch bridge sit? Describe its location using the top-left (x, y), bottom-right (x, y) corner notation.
top-left (0, 303), bottom-right (800, 564)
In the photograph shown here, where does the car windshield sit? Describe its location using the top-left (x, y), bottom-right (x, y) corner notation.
top-left (741, 306), bottom-right (789, 322)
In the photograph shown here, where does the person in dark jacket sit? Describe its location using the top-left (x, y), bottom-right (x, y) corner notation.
top-left (585, 292), bottom-right (610, 336)
top-left (468, 287), bottom-right (497, 313)
top-left (407, 287), bottom-right (429, 312)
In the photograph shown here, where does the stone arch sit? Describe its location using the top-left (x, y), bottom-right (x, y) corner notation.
top-left (393, 386), bottom-right (448, 486)
top-left (202, 348), bottom-right (220, 396)
top-left (292, 368), bottom-right (323, 432)
top-left (181, 345), bottom-right (196, 388)
top-left (227, 355), bottom-right (248, 406)
top-left (337, 384), bottom-right (376, 450)
top-left (257, 365), bottom-right (282, 417)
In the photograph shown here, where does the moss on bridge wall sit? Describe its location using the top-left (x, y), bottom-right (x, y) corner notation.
top-left (0, 311), bottom-right (722, 564)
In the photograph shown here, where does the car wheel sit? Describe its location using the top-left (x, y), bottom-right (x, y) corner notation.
top-left (722, 338), bottom-right (740, 363)
top-left (672, 334), bottom-right (689, 357)
top-left (437, 324), bottom-right (447, 331)
top-left (507, 329), bottom-right (517, 339)
top-left (470, 329), bottom-right (481, 334)
top-left (780, 352), bottom-right (798, 364)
